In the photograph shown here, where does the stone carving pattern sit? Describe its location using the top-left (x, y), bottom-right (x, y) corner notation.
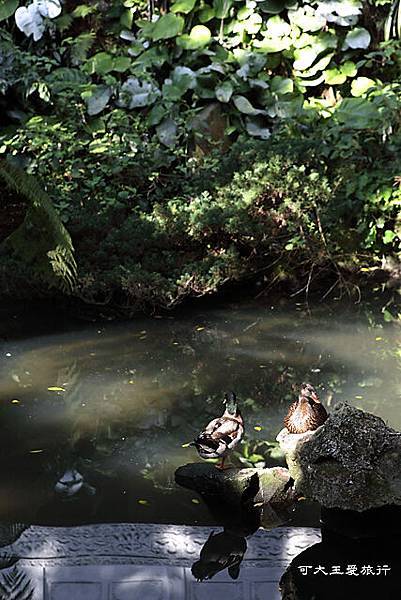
top-left (7, 524), bottom-right (320, 568)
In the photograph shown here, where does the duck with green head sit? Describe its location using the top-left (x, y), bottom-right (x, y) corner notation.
top-left (191, 392), bottom-right (244, 469)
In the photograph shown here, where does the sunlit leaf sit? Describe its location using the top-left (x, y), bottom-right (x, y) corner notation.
top-left (233, 95), bottom-right (262, 115)
top-left (118, 77), bottom-right (160, 108)
top-left (324, 68), bottom-right (347, 85)
top-left (171, 0), bottom-right (197, 14)
top-left (47, 386), bottom-right (65, 391)
top-left (351, 76), bottom-right (376, 97)
top-left (263, 15), bottom-right (291, 37)
top-left (289, 6), bottom-right (326, 32)
top-left (344, 27), bottom-right (371, 49)
top-left (150, 13), bottom-right (184, 41)
top-left (216, 81), bottom-right (234, 102)
top-left (245, 116), bottom-right (271, 139)
top-left (177, 25), bottom-right (211, 49)
top-left (383, 229), bottom-right (396, 244)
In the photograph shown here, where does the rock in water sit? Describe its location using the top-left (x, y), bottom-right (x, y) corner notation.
top-left (277, 402), bottom-right (401, 511)
top-left (175, 463), bottom-right (298, 530)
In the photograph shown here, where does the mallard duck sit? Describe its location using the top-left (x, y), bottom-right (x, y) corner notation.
top-left (284, 383), bottom-right (328, 434)
top-left (191, 391), bottom-right (244, 468)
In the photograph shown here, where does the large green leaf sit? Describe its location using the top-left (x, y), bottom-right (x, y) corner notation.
top-left (177, 25), bottom-right (211, 49)
top-left (335, 97), bottom-right (380, 129)
top-left (171, 0), bottom-right (197, 14)
top-left (0, 0), bottom-right (18, 21)
top-left (199, 5), bottom-right (215, 22)
top-left (233, 95), bottom-right (263, 115)
top-left (213, 0), bottom-right (233, 19)
top-left (86, 52), bottom-right (114, 75)
top-left (344, 27), bottom-right (371, 49)
top-left (289, 6), bottom-right (326, 32)
top-left (215, 81), bottom-right (233, 103)
top-left (245, 116), bottom-right (271, 139)
top-left (351, 76), bottom-right (376, 97)
top-left (270, 76), bottom-right (293, 95)
top-left (85, 85), bottom-right (112, 116)
top-left (259, 0), bottom-right (287, 14)
top-left (150, 13), bottom-right (184, 41)
top-left (263, 15), bottom-right (291, 37)
top-left (253, 37), bottom-right (290, 53)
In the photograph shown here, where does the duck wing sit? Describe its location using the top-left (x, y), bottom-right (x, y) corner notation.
top-left (205, 415), bottom-right (243, 446)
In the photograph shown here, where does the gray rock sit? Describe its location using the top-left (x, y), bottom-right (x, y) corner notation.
top-left (175, 463), bottom-right (298, 530)
top-left (277, 402), bottom-right (401, 511)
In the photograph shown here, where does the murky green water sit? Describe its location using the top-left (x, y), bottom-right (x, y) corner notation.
top-left (0, 299), bottom-right (399, 526)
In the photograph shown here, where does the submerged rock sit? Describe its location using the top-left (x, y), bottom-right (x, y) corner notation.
top-left (277, 402), bottom-right (401, 511)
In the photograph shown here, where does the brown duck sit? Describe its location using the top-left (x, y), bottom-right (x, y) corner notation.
top-left (284, 383), bottom-right (328, 434)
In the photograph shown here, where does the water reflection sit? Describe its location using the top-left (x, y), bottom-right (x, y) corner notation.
top-left (192, 530), bottom-right (247, 581)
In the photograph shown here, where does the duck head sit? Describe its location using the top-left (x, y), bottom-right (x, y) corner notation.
top-left (223, 391), bottom-right (238, 416)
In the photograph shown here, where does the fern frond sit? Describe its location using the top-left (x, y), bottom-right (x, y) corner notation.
top-left (0, 160), bottom-right (77, 293)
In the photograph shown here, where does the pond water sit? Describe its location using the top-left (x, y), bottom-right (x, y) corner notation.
top-left (0, 298), bottom-right (399, 527)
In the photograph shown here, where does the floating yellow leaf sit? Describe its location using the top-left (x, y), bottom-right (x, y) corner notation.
top-left (47, 386), bottom-right (65, 391)
top-left (128, 380), bottom-right (135, 384)
top-left (138, 499), bottom-right (148, 505)
top-left (11, 399), bottom-right (20, 404)
top-left (182, 442), bottom-right (191, 448)
top-left (29, 449), bottom-right (44, 454)
top-left (196, 326), bottom-right (205, 331)
top-left (375, 337), bottom-right (382, 341)
top-left (355, 395), bottom-right (363, 399)
top-left (191, 498), bottom-right (200, 504)
top-left (254, 425), bottom-right (263, 431)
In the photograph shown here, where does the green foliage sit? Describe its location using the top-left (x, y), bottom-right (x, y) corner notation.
top-left (0, 0), bottom-right (398, 144)
top-left (0, 0), bottom-right (401, 309)
top-left (2, 110), bottom-right (400, 309)
top-left (0, 161), bottom-right (77, 294)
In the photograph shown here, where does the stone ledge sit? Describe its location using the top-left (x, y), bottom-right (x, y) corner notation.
top-left (0, 524), bottom-right (321, 600)
top-left (3, 523), bottom-right (320, 568)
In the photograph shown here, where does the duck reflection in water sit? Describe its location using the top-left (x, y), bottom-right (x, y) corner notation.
top-left (192, 529), bottom-right (247, 581)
